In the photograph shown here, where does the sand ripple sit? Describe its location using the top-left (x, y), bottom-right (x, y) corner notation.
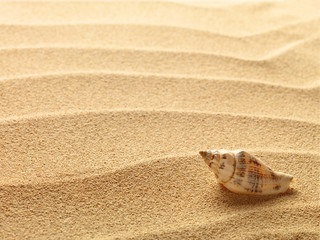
top-left (1, 42), bottom-right (320, 86)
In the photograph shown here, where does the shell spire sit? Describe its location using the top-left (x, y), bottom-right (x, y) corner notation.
top-left (199, 149), bottom-right (294, 195)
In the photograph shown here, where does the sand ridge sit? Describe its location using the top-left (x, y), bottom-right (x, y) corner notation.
top-left (0, 0), bottom-right (319, 239)
top-left (1, 18), bottom-right (320, 59)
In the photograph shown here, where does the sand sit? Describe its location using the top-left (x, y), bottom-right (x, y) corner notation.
top-left (0, 0), bottom-right (319, 239)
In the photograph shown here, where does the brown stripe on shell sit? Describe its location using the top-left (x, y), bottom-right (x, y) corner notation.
top-left (249, 156), bottom-right (261, 167)
top-left (233, 178), bottom-right (243, 185)
top-left (219, 162), bottom-right (225, 169)
top-left (273, 184), bottom-right (281, 190)
top-left (270, 171), bottom-right (278, 180)
top-left (247, 166), bottom-right (263, 193)
top-left (236, 151), bottom-right (247, 178)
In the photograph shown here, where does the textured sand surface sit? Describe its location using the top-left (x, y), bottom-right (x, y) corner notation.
top-left (0, 1), bottom-right (319, 239)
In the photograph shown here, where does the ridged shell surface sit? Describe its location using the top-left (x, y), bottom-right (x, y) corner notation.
top-left (199, 149), bottom-right (293, 195)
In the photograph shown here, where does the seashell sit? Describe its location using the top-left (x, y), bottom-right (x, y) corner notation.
top-left (199, 149), bottom-right (294, 195)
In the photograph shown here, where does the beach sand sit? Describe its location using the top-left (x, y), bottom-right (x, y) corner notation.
top-left (0, 0), bottom-right (319, 239)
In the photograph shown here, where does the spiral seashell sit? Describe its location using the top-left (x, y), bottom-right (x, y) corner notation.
top-left (199, 149), bottom-right (294, 195)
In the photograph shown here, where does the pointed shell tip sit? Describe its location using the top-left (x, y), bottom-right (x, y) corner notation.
top-left (199, 151), bottom-right (207, 158)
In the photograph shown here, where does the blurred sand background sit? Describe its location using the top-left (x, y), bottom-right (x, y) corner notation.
top-left (0, 0), bottom-right (319, 239)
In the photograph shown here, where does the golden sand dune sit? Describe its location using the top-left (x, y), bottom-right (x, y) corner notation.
top-left (1, 151), bottom-right (319, 239)
top-left (1, 73), bottom-right (319, 122)
top-left (0, 0), bottom-right (319, 239)
top-left (1, 109), bottom-right (319, 185)
top-left (1, 38), bottom-right (320, 86)
top-left (1, 1), bottom-right (319, 33)
top-left (1, 18), bottom-right (320, 59)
